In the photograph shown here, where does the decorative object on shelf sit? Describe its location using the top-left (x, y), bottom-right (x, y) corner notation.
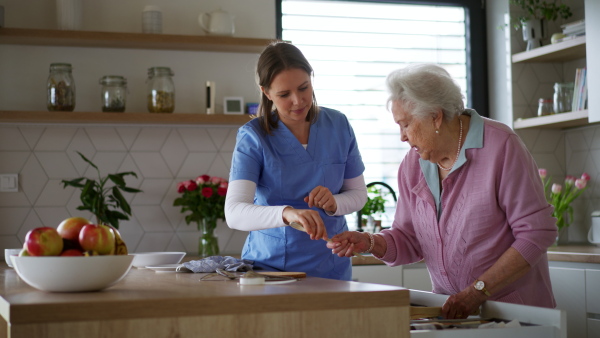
top-left (47, 63), bottom-right (76, 112)
top-left (56, 0), bottom-right (82, 30)
top-left (537, 98), bottom-right (553, 116)
top-left (224, 97), bottom-right (244, 115)
top-left (147, 66), bottom-right (175, 113)
top-left (99, 75), bottom-right (127, 112)
top-left (198, 8), bottom-right (235, 36)
top-left (142, 5), bottom-right (162, 34)
top-left (539, 168), bottom-right (590, 232)
top-left (553, 82), bottom-right (573, 114)
top-left (247, 103), bottom-right (259, 116)
top-left (61, 151), bottom-right (142, 229)
top-left (174, 175), bottom-right (228, 257)
top-left (206, 81), bottom-right (216, 114)
top-left (509, 0), bottom-right (572, 50)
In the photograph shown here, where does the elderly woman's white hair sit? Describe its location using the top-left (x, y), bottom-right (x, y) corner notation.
top-left (386, 64), bottom-right (465, 122)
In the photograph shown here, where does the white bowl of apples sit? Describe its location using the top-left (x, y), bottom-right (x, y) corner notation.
top-left (12, 217), bottom-right (133, 292)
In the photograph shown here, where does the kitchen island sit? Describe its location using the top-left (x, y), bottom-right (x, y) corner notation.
top-left (0, 265), bottom-right (410, 338)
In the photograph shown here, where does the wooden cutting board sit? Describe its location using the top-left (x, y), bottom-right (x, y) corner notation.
top-left (257, 271), bottom-right (307, 278)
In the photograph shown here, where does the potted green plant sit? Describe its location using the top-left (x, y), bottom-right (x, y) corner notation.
top-left (61, 152), bottom-right (142, 229)
top-left (361, 186), bottom-right (387, 231)
top-left (510, 0), bottom-right (572, 50)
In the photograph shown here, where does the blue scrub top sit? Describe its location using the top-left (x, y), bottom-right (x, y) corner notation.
top-left (229, 107), bottom-right (365, 280)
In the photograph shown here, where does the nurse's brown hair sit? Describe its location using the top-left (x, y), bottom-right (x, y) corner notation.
top-left (255, 42), bottom-right (319, 135)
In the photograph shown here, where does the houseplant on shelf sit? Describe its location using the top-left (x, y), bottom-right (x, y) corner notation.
top-left (539, 168), bottom-right (591, 241)
top-left (174, 175), bottom-right (228, 257)
top-left (61, 152), bottom-right (142, 230)
top-left (510, 0), bottom-right (572, 50)
top-left (360, 185), bottom-right (388, 233)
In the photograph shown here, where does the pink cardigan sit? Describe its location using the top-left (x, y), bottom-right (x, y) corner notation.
top-left (380, 114), bottom-right (557, 308)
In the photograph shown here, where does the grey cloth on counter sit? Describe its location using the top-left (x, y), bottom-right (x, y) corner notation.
top-left (182, 256), bottom-right (253, 273)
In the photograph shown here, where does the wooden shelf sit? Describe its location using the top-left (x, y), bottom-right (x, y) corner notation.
top-left (512, 35), bottom-right (586, 63)
top-left (0, 110), bottom-right (253, 125)
top-left (0, 27), bottom-right (277, 53)
top-left (513, 110), bottom-right (589, 129)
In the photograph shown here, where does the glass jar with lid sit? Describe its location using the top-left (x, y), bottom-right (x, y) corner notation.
top-left (99, 75), bottom-right (127, 112)
top-left (147, 67), bottom-right (175, 113)
top-left (47, 63), bottom-right (75, 111)
top-left (537, 98), bottom-right (553, 116)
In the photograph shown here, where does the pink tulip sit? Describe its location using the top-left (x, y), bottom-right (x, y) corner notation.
top-left (575, 179), bottom-right (587, 190)
top-left (177, 181), bottom-right (186, 193)
top-left (581, 172), bottom-right (591, 182)
top-left (538, 168), bottom-right (547, 179)
top-left (219, 181), bottom-right (228, 189)
top-left (211, 176), bottom-right (224, 185)
top-left (551, 183), bottom-right (562, 194)
top-left (217, 187), bottom-right (227, 196)
top-left (565, 176), bottom-right (575, 186)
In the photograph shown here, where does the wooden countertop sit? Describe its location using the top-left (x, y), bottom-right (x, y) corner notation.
top-left (0, 265), bottom-right (409, 325)
top-left (352, 245), bottom-right (600, 265)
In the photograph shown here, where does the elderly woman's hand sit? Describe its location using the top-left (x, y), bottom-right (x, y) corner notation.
top-left (441, 286), bottom-right (487, 319)
top-left (327, 231), bottom-right (370, 257)
top-left (304, 185), bottom-right (337, 214)
top-left (283, 207), bottom-right (328, 240)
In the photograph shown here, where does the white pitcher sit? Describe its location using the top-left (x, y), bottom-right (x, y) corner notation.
top-left (198, 8), bottom-right (235, 36)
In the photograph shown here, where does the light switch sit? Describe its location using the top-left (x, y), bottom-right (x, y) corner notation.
top-left (0, 174), bottom-right (18, 192)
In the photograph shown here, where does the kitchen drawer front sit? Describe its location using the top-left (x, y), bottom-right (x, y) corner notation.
top-left (588, 318), bottom-right (600, 338)
top-left (586, 269), bottom-right (600, 314)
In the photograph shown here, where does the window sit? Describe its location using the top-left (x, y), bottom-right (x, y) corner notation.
top-left (278, 0), bottom-right (487, 229)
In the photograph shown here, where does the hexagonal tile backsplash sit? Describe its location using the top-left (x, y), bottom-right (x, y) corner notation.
top-left (0, 124), bottom-right (246, 256)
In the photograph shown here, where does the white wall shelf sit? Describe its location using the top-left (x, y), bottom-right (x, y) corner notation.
top-left (512, 35), bottom-right (586, 63)
top-left (513, 110), bottom-right (590, 129)
top-left (0, 27), bottom-right (276, 53)
top-left (0, 110), bottom-right (252, 125)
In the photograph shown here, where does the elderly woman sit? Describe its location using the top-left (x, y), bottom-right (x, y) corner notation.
top-left (328, 64), bottom-right (557, 318)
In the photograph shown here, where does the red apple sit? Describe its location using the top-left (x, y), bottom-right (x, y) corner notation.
top-left (57, 217), bottom-right (90, 241)
top-left (60, 248), bottom-right (84, 256)
top-left (79, 224), bottom-right (115, 255)
top-left (24, 227), bottom-right (64, 256)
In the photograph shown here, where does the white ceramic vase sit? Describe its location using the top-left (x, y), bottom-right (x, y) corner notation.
top-left (522, 19), bottom-right (546, 51)
top-left (56, 0), bottom-right (82, 30)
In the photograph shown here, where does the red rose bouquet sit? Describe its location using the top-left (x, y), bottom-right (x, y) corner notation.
top-left (174, 175), bottom-right (228, 256)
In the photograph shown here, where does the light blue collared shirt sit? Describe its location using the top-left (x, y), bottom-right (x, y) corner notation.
top-left (419, 109), bottom-right (484, 218)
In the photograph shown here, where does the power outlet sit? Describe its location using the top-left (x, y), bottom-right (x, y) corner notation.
top-left (0, 174), bottom-right (18, 192)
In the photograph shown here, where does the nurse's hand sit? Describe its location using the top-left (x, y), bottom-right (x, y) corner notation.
top-left (283, 207), bottom-right (328, 240)
top-left (304, 186), bottom-right (337, 214)
top-left (327, 231), bottom-right (370, 257)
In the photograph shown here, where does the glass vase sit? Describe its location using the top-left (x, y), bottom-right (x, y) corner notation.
top-left (198, 218), bottom-right (219, 257)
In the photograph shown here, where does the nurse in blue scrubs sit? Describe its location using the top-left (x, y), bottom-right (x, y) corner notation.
top-left (224, 42), bottom-right (368, 280)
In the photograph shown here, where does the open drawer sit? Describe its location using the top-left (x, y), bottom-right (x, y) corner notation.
top-left (409, 290), bottom-right (566, 338)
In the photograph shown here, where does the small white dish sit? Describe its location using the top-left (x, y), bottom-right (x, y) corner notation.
top-left (146, 263), bottom-right (182, 272)
top-left (130, 252), bottom-right (186, 268)
top-left (4, 248), bottom-right (22, 268)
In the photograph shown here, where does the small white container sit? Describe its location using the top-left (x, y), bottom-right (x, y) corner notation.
top-left (142, 5), bottom-right (162, 34)
top-left (589, 211), bottom-right (600, 245)
top-left (56, 0), bottom-right (82, 30)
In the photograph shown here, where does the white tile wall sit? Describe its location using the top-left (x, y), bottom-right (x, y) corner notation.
top-left (0, 124), bottom-right (248, 255)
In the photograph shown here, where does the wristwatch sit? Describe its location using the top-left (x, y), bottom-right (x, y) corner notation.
top-left (474, 279), bottom-right (491, 296)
